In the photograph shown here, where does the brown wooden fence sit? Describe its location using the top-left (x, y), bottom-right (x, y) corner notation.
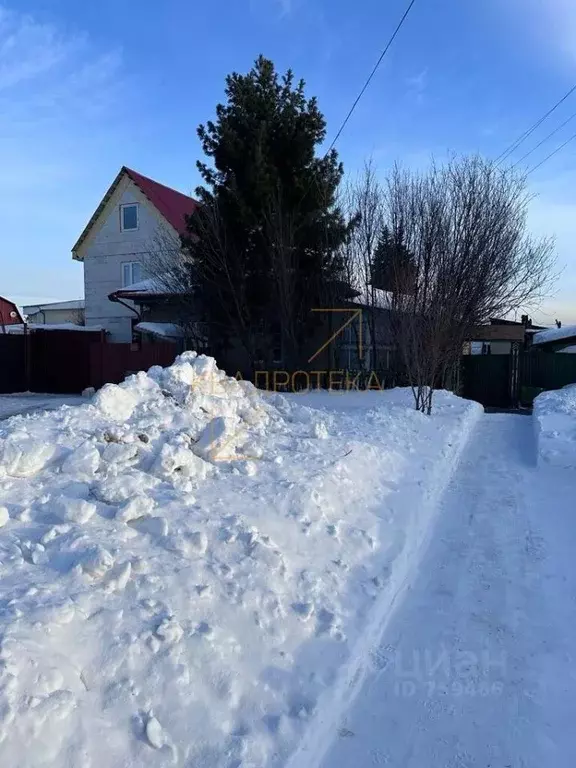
top-left (0, 330), bottom-right (178, 394)
top-left (0, 334), bottom-right (26, 393)
top-left (30, 329), bottom-right (102, 394)
top-left (89, 341), bottom-right (178, 389)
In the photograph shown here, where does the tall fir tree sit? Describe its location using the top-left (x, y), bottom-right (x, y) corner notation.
top-left (183, 55), bottom-right (350, 371)
top-left (371, 225), bottom-right (416, 293)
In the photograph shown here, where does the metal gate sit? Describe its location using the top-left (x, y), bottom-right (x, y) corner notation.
top-left (460, 354), bottom-right (515, 408)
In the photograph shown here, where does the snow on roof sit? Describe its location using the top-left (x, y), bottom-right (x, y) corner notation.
top-left (23, 300), bottom-right (85, 313)
top-left (3, 323), bottom-right (103, 334)
top-left (135, 322), bottom-right (184, 339)
top-left (118, 277), bottom-right (167, 295)
top-left (532, 324), bottom-right (576, 346)
top-left (112, 275), bottom-right (187, 300)
top-left (350, 288), bottom-right (393, 310)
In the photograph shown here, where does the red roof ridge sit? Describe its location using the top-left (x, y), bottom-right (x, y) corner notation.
top-left (72, 166), bottom-right (199, 260)
top-left (122, 166), bottom-right (198, 235)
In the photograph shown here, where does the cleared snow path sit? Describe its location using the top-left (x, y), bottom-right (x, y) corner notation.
top-left (321, 413), bottom-right (576, 768)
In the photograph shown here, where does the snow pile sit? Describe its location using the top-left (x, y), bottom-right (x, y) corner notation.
top-left (534, 384), bottom-right (576, 467)
top-left (0, 353), bottom-right (481, 767)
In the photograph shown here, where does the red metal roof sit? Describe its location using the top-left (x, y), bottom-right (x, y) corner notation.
top-left (123, 167), bottom-right (197, 234)
top-left (0, 296), bottom-right (23, 325)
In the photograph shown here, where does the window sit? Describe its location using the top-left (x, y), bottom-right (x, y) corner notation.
top-left (122, 261), bottom-right (142, 287)
top-left (120, 203), bottom-right (139, 231)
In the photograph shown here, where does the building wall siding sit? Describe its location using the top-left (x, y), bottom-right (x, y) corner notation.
top-left (25, 308), bottom-right (84, 325)
top-left (79, 176), bottom-right (178, 341)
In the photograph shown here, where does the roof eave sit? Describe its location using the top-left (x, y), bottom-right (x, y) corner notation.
top-left (71, 166), bottom-right (129, 262)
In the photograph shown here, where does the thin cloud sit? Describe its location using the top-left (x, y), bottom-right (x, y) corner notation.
top-left (0, 5), bottom-right (125, 303)
top-left (405, 68), bottom-right (428, 104)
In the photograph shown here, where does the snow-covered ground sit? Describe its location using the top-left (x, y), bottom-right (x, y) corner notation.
top-left (533, 383), bottom-right (576, 467)
top-left (0, 353), bottom-right (481, 767)
top-left (320, 413), bottom-right (576, 768)
top-left (0, 394), bottom-right (84, 421)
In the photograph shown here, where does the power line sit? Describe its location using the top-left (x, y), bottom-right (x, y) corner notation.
top-left (495, 83), bottom-right (576, 165)
top-left (326, 0), bottom-right (417, 153)
top-left (511, 110), bottom-right (576, 168)
top-left (527, 130), bottom-right (576, 175)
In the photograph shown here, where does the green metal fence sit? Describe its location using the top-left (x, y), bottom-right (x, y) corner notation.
top-left (461, 351), bottom-right (576, 408)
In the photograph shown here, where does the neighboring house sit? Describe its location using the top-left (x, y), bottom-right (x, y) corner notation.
top-left (0, 296), bottom-right (23, 328)
top-left (72, 166), bottom-right (197, 341)
top-left (531, 324), bottom-right (576, 352)
top-left (23, 299), bottom-right (85, 325)
top-left (466, 316), bottom-right (545, 355)
top-left (113, 276), bottom-right (395, 378)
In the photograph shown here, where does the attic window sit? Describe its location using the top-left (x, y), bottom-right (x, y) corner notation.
top-left (120, 203), bottom-right (139, 231)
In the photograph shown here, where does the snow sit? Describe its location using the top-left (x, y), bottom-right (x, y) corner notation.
top-left (0, 394), bottom-right (84, 421)
top-left (350, 287), bottom-right (393, 309)
top-left (320, 414), bottom-right (576, 768)
top-left (533, 383), bottom-right (576, 467)
top-left (532, 323), bottom-right (576, 346)
top-left (2, 323), bottom-right (103, 334)
top-left (135, 321), bottom-right (184, 339)
top-left (116, 277), bottom-right (178, 296)
top-left (0, 352), bottom-right (481, 766)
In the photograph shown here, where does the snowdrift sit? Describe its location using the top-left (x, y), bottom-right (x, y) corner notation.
top-left (0, 353), bottom-right (481, 767)
top-left (534, 384), bottom-right (576, 468)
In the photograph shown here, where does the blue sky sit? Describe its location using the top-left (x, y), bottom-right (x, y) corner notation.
top-left (4, 0), bottom-right (576, 324)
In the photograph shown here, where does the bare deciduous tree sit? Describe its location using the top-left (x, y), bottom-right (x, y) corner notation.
top-left (384, 156), bottom-right (556, 413)
top-left (339, 160), bottom-right (385, 369)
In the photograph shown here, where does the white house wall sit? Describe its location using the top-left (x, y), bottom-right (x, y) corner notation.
top-left (80, 176), bottom-right (178, 341)
top-left (26, 308), bottom-right (84, 325)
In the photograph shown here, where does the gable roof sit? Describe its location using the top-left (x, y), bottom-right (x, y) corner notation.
top-left (123, 168), bottom-right (197, 235)
top-left (72, 166), bottom-right (198, 260)
top-left (0, 296), bottom-right (24, 324)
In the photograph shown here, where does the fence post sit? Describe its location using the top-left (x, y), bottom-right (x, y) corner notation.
top-left (24, 322), bottom-right (31, 392)
top-left (509, 342), bottom-right (520, 409)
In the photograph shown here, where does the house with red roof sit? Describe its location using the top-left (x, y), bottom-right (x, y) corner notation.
top-left (72, 167), bottom-right (197, 341)
top-left (0, 296), bottom-right (23, 329)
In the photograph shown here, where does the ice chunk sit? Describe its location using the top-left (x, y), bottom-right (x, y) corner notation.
top-left (152, 443), bottom-right (210, 481)
top-left (101, 442), bottom-right (139, 466)
top-left (94, 471), bottom-right (160, 504)
top-left (61, 442), bottom-right (100, 480)
top-left (47, 497), bottom-right (97, 524)
top-left (129, 516), bottom-right (168, 537)
top-left (312, 421), bottom-right (329, 439)
top-left (79, 546), bottom-right (114, 578)
top-left (155, 617), bottom-right (183, 643)
top-left (0, 436), bottom-right (56, 477)
top-left (145, 715), bottom-right (164, 749)
top-left (0, 506), bottom-right (9, 527)
top-left (116, 495), bottom-right (155, 523)
top-left (192, 416), bottom-right (237, 461)
top-left (93, 383), bottom-right (138, 421)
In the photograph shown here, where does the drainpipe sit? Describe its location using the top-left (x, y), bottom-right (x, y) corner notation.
top-left (108, 291), bottom-right (142, 342)
top-left (109, 293), bottom-right (142, 320)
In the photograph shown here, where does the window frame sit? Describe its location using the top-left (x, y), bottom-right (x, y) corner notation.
top-left (122, 261), bottom-right (142, 288)
top-left (119, 203), bottom-right (139, 232)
